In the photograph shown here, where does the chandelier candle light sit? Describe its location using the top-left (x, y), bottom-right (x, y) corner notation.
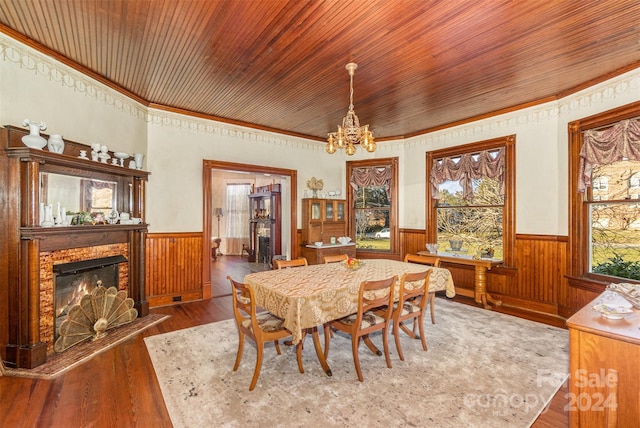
top-left (326, 63), bottom-right (376, 156)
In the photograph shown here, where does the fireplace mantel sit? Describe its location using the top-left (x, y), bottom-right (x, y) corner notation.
top-left (22, 224), bottom-right (144, 251)
top-left (0, 125), bottom-right (149, 369)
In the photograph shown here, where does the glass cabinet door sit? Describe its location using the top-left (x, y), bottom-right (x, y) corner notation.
top-left (325, 202), bottom-right (334, 220)
top-left (311, 202), bottom-right (321, 220)
top-left (336, 202), bottom-right (345, 220)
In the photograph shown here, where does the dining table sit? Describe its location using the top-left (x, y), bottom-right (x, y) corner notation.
top-left (243, 258), bottom-right (455, 375)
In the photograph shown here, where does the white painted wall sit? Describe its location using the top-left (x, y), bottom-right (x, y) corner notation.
top-left (1, 32), bottom-right (639, 237)
top-left (145, 115), bottom-right (341, 231)
top-left (0, 34), bottom-right (147, 155)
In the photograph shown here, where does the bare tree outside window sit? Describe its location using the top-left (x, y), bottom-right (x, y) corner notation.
top-left (436, 177), bottom-right (504, 257)
top-left (354, 186), bottom-right (390, 250)
top-left (589, 161), bottom-right (640, 280)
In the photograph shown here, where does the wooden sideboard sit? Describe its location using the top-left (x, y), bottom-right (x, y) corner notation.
top-left (566, 291), bottom-right (640, 427)
top-left (301, 243), bottom-right (356, 265)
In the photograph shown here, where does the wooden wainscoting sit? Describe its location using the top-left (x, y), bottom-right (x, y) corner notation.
top-left (296, 229), bottom-right (302, 259)
top-left (400, 229), bottom-right (569, 318)
top-left (509, 234), bottom-right (568, 314)
top-left (400, 228), bottom-right (428, 260)
top-left (145, 230), bottom-right (574, 316)
top-left (566, 275), bottom-right (608, 317)
top-left (146, 232), bottom-right (203, 307)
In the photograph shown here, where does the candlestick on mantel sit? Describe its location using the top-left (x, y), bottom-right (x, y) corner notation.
top-left (55, 202), bottom-right (62, 225)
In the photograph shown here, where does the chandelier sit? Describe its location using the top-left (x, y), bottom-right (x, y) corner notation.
top-left (326, 63), bottom-right (376, 155)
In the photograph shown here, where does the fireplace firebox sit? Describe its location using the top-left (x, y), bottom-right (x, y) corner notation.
top-left (53, 255), bottom-right (127, 340)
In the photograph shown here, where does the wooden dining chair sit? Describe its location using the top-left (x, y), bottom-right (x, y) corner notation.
top-left (228, 276), bottom-right (300, 391)
top-left (273, 257), bottom-right (308, 269)
top-left (404, 253), bottom-right (440, 267)
top-left (322, 254), bottom-right (349, 264)
top-left (404, 253), bottom-right (440, 324)
top-left (392, 269), bottom-right (432, 361)
top-left (324, 275), bottom-right (397, 382)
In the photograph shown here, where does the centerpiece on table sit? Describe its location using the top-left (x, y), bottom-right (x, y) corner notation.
top-left (344, 257), bottom-right (362, 270)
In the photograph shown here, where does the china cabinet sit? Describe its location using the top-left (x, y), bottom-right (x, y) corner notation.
top-left (301, 198), bottom-right (348, 244)
top-left (301, 198), bottom-right (352, 264)
top-left (0, 125), bottom-right (149, 368)
top-left (248, 184), bottom-right (281, 263)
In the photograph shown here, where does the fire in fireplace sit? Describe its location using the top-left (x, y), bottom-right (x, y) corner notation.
top-left (53, 255), bottom-right (127, 338)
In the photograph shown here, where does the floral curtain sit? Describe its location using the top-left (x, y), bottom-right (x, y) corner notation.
top-left (430, 148), bottom-right (505, 200)
top-left (224, 183), bottom-right (251, 255)
top-left (578, 119), bottom-right (640, 192)
top-left (349, 166), bottom-right (393, 200)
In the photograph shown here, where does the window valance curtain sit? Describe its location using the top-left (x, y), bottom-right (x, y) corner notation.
top-left (349, 166), bottom-right (393, 200)
top-left (578, 119), bottom-right (640, 192)
top-left (430, 148), bottom-right (505, 200)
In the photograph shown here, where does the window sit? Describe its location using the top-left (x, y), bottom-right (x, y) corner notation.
top-left (426, 136), bottom-right (515, 264)
top-left (571, 116), bottom-right (640, 282)
top-left (347, 158), bottom-right (398, 254)
top-left (225, 184), bottom-right (251, 240)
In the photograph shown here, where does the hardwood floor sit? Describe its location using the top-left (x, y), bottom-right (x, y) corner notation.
top-left (0, 255), bottom-right (569, 426)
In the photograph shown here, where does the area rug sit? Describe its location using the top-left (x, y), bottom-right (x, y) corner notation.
top-left (144, 300), bottom-right (568, 427)
top-left (5, 313), bottom-right (169, 379)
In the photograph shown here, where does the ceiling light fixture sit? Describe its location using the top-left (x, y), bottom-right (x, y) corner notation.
top-left (326, 63), bottom-right (375, 155)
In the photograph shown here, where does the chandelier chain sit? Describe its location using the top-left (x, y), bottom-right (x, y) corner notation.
top-left (349, 72), bottom-right (354, 111)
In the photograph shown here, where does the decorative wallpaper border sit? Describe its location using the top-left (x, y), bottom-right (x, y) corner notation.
top-left (146, 107), bottom-right (322, 152)
top-left (2, 31), bottom-right (639, 155)
top-left (0, 34), bottom-right (147, 122)
top-left (404, 69), bottom-right (640, 149)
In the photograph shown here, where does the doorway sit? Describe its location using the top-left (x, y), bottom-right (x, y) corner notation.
top-left (202, 160), bottom-right (297, 298)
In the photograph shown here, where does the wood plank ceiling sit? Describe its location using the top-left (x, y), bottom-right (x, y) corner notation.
top-left (0, 0), bottom-right (639, 142)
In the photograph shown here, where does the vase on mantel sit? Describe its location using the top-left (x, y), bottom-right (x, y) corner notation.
top-left (133, 153), bottom-right (144, 169)
top-left (47, 134), bottom-right (65, 154)
top-left (21, 119), bottom-right (48, 150)
top-left (41, 204), bottom-right (54, 227)
top-left (39, 202), bottom-right (45, 226)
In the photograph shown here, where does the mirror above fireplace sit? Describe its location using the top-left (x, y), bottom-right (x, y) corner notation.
top-left (40, 172), bottom-right (118, 216)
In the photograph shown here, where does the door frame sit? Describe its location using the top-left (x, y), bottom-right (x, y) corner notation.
top-left (202, 160), bottom-right (298, 298)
